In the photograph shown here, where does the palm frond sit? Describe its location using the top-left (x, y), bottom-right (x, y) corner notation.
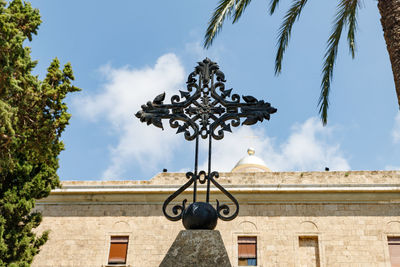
top-left (319, 0), bottom-right (359, 125)
top-left (204, 0), bottom-right (236, 48)
top-left (347, 0), bottom-right (359, 58)
top-left (274, 0), bottom-right (308, 75)
top-left (269, 0), bottom-right (281, 15)
top-left (233, 0), bottom-right (252, 23)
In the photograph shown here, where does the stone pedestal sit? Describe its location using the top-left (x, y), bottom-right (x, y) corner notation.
top-left (160, 230), bottom-right (231, 267)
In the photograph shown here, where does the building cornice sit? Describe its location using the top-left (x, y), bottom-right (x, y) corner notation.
top-left (38, 179), bottom-right (400, 205)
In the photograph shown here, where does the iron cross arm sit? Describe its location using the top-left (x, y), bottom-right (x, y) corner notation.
top-left (135, 59), bottom-right (277, 141)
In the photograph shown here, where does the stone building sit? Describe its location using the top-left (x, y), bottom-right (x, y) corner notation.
top-left (32, 150), bottom-right (400, 267)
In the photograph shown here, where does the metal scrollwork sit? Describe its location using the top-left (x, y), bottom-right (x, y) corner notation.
top-left (136, 58), bottom-right (277, 229)
top-left (135, 58), bottom-right (277, 141)
top-left (210, 171), bottom-right (239, 221)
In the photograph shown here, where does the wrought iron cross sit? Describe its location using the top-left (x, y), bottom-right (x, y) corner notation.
top-left (136, 58), bottom-right (277, 230)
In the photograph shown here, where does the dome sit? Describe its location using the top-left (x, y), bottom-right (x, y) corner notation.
top-left (231, 148), bottom-right (271, 172)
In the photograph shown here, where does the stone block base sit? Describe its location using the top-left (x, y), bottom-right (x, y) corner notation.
top-left (160, 230), bottom-right (231, 267)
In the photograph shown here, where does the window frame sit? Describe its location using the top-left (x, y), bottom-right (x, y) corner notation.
top-left (232, 231), bottom-right (261, 267)
top-left (385, 234), bottom-right (400, 267)
top-left (238, 236), bottom-right (257, 266)
top-left (104, 232), bottom-right (132, 267)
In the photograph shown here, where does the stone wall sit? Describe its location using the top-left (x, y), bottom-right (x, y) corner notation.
top-left (59, 170), bottom-right (400, 186)
top-left (32, 171), bottom-right (400, 267)
top-left (33, 204), bottom-right (400, 266)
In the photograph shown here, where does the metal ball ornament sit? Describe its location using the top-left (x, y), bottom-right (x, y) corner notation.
top-left (182, 202), bottom-right (218, 230)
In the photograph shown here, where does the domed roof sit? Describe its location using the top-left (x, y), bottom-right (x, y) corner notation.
top-left (231, 148), bottom-right (271, 172)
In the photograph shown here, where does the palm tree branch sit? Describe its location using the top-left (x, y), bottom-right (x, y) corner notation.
top-left (233, 0), bottom-right (252, 23)
top-left (319, 0), bottom-right (358, 125)
top-left (274, 0), bottom-right (308, 75)
top-left (347, 0), bottom-right (359, 58)
top-left (269, 0), bottom-right (281, 15)
top-left (204, 0), bottom-right (236, 48)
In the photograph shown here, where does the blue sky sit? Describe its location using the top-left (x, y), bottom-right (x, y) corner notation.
top-left (28, 0), bottom-right (400, 180)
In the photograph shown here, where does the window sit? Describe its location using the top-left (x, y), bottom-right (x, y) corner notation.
top-left (298, 236), bottom-right (320, 267)
top-left (238, 236), bottom-right (257, 266)
top-left (108, 236), bottom-right (129, 265)
top-left (388, 237), bottom-right (400, 267)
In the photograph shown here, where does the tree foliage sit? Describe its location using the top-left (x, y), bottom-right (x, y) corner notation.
top-left (0, 0), bottom-right (80, 265)
top-left (204, 0), bottom-right (362, 125)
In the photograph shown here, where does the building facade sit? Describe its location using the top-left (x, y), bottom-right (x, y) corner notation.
top-left (32, 170), bottom-right (400, 267)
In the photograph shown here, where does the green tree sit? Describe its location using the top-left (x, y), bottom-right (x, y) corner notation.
top-left (0, 0), bottom-right (80, 266)
top-left (204, 0), bottom-right (400, 124)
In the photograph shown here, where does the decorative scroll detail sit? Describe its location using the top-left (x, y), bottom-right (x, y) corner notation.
top-left (162, 171), bottom-right (239, 222)
top-left (136, 58), bottom-right (277, 227)
top-left (135, 58), bottom-right (277, 141)
top-left (162, 172), bottom-right (194, 221)
top-left (210, 171), bottom-right (239, 221)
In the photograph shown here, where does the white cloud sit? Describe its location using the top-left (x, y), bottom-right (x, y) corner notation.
top-left (200, 117), bottom-right (350, 172)
top-left (74, 54), bottom-right (185, 179)
top-left (74, 53), bottom-right (349, 178)
top-left (392, 111), bottom-right (400, 144)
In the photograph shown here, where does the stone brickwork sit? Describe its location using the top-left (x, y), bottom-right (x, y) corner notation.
top-left (32, 171), bottom-right (400, 267)
top-left (160, 230), bottom-right (231, 267)
top-left (56, 170), bottom-right (400, 186)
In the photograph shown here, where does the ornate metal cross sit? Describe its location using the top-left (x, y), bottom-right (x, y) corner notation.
top-left (136, 58), bottom-right (277, 230)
